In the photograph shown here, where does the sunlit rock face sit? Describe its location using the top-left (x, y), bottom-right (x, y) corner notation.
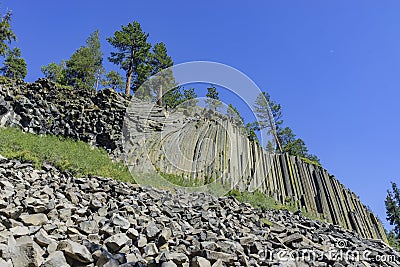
top-left (122, 101), bottom-right (387, 241)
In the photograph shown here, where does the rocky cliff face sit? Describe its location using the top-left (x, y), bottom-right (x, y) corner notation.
top-left (0, 79), bottom-right (388, 243)
top-left (123, 102), bottom-right (387, 242)
top-left (0, 156), bottom-right (398, 266)
top-left (0, 79), bottom-right (129, 153)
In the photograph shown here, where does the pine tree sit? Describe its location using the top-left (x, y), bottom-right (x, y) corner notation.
top-left (102, 71), bottom-right (124, 92)
top-left (86, 30), bottom-right (105, 90)
top-left (206, 85), bottom-right (222, 111)
top-left (0, 47), bottom-right (27, 79)
top-left (245, 122), bottom-right (258, 143)
top-left (183, 87), bottom-right (197, 101)
top-left (41, 61), bottom-right (67, 85)
top-left (253, 92), bottom-right (320, 163)
top-left (163, 87), bottom-right (182, 109)
top-left (254, 92), bottom-right (283, 152)
top-left (277, 126), bottom-right (320, 163)
top-left (0, 10), bottom-right (16, 57)
top-left (386, 182), bottom-right (400, 238)
top-left (227, 103), bottom-right (244, 124)
top-left (148, 42), bottom-right (174, 106)
top-left (133, 63), bottom-right (153, 100)
top-left (66, 30), bottom-right (103, 90)
top-left (182, 87), bottom-right (197, 106)
top-left (107, 22), bottom-right (150, 95)
top-left (135, 42), bottom-right (176, 105)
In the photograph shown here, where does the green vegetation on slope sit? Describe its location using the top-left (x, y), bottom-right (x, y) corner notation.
top-left (300, 156), bottom-right (322, 167)
top-left (160, 172), bottom-right (204, 187)
top-left (387, 231), bottom-right (400, 252)
top-left (0, 127), bottom-right (134, 183)
top-left (226, 189), bottom-right (324, 222)
top-left (226, 189), bottom-right (294, 211)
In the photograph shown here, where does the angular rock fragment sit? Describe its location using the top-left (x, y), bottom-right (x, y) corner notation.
top-left (144, 242), bottom-right (158, 257)
top-left (57, 240), bottom-right (93, 263)
top-left (79, 220), bottom-right (99, 235)
top-left (20, 213), bottom-right (48, 226)
top-left (161, 260), bottom-right (177, 267)
top-left (281, 233), bottom-right (303, 247)
top-left (41, 251), bottom-right (69, 267)
top-left (192, 256), bottom-right (211, 267)
top-left (34, 228), bottom-right (55, 247)
top-left (104, 233), bottom-right (131, 253)
top-left (95, 249), bottom-right (120, 267)
top-left (146, 220), bottom-right (160, 239)
top-left (111, 214), bottom-right (130, 230)
top-left (203, 250), bottom-right (236, 263)
top-left (11, 236), bottom-right (44, 267)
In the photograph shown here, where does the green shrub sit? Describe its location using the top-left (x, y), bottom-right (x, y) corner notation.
top-left (0, 127), bottom-right (134, 183)
top-left (260, 218), bottom-right (273, 226)
top-left (0, 75), bottom-right (16, 86)
top-left (300, 156), bottom-right (322, 167)
top-left (387, 231), bottom-right (400, 252)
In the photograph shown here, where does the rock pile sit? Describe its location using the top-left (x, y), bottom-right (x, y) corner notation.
top-left (0, 156), bottom-right (398, 266)
top-left (0, 79), bottom-right (130, 152)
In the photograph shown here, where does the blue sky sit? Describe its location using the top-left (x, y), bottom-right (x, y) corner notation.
top-left (3, 0), bottom-right (400, 228)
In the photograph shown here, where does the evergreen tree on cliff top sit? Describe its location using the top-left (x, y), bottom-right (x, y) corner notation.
top-left (254, 92), bottom-right (283, 152)
top-left (0, 10), bottom-right (16, 57)
top-left (0, 47), bottom-right (26, 79)
top-left (0, 9), bottom-right (26, 80)
top-left (254, 92), bottom-right (320, 164)
top-left (107, 21), bottom-right (151, 95)
top-left (134, 42), bottom-right (176, 105)
top-left (206, 85), bottom-right (222, 111)
top-left (386, 182), bottom-right (400, 238)
top-left (227, 103), bottom-right (244, 124)
top-left (102, 70), bottom-right (125, 92)
top-left (66, 30), bottom-right (104, 90)
top-left (41, 61), bottom-right (67, 85)
top-left (148, 42), bottom-right (174, 106)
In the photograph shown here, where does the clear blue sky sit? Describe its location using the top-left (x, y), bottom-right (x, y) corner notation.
top-left (3, 0), bottom-right (400, 228)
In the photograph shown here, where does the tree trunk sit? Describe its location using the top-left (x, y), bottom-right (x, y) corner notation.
top-left (157, 83), bottom-right (163, 106)
top-left (125, 68), bottom-right (132, 95)
top-left (125, 48), bottom-right (135, 95)
top-left (274, 133), bottom-right (283, 153)
top-left (266, 105), bottom-right (283, 153)
top-left (95, 74), bottom-right (100, 91)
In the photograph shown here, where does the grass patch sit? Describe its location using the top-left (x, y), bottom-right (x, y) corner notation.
top-left (159, 172), bottom-right (204, 187)
top-left (300, 156), bottom-right (322, 167)
top-left (226, 189), bottom-right (325, 223)
top-left (0, 127), bottom-right (134, 183)
top-left (226, 189), bottom-right (296, 211)
top-left (260, 218), bottom-right (273, 226)
top-left (142, 172), bottom-right (230, 197)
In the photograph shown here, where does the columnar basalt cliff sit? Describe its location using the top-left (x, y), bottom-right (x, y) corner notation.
top-left (123, 103), bottom-right (387, 242)
top-left (0, 79), bottom-right (388, 243)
